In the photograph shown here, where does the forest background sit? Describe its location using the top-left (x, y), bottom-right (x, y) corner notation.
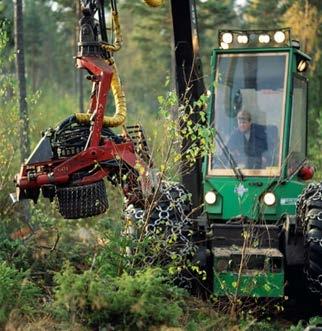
top-left (0, 0), bottom-right (322, 330)
top-left (2, 0), bottom-right (321, 176)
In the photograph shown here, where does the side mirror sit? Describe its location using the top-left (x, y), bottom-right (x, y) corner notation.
top-left (298, 165), bottom-right (314, 180)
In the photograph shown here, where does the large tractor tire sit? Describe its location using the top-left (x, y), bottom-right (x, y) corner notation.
top-left (297, 183), bottom-right (322, 294)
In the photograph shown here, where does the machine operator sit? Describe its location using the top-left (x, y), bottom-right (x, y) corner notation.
top-left (228, 110), bottom-right (268, 169)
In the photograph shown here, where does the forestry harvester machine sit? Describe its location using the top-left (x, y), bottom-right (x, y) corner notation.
top-left (13, 0), bottom-right (322, 299)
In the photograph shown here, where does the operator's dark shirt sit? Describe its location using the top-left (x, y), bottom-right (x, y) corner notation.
top-left (227, 123), bottom-right (268, 169)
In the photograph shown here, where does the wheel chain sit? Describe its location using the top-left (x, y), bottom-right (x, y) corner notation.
top-left (297, 182), bottom-right (322, 294)
top-left (124, 181), bottom-right (197, 288)
top-left (306, 236), bottom-right (322, 247)
top-left (297, 182), bottom-right (322, 228)
top-left (304, 268), bottom-right (322, 295)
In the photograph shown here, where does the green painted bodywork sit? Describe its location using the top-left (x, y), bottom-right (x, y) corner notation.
top-left (214, 272), bottom-right (284, 297)
top-left (203, 45), bottom-right (310, 223)
top-left (203, 40), bottom-right (311, 298)
top-left (204, 176), bottom-right (306, 222)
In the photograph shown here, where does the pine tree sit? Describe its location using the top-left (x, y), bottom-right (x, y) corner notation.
top-left (24, 0), bottom-right (76, 93)
top-left (283, 0), bottom-right (320, 54)
top-left (283, 1), bottom-right (321, 110)
top-left (196, 0), bottom-right (237, 78)
top-left (242, 0), bottom-right (289, 28)
top-left (14, 0), bottom-right (30, 222)
top-left (117, 2), bottom-right (172, 113)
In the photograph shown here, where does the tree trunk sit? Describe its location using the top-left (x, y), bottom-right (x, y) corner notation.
top-left (76, 0), bottom-right (84, 113)
top-left (14, 0), bottom-right (30, 222)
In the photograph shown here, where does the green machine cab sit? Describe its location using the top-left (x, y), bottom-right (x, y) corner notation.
top-left (202, 29), bottom-right (313, 297)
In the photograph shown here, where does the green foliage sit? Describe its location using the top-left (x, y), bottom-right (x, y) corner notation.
top-left (0, 23), bottom-right (76, 219)
top-left (197, 0), bottom-right (238, 74)
top-left (308, 107), bottom-right (322, 179)
top-left (0, 261), bottom-right (40, 325)
top-left (28, 88), bottom-right (78, 147)
top-left (24, 0), bottom-right (76, 93)
top-left (242, 0), bottom-right (290, 28)
top-left (118, 2), bottom-right (171, 114)
top-left (156, 90), bottom-right (215, 178)
top-left (0, 231), bottom-right (33, 271)
top-left (94, 224), bottom-right (128, 278)
top-left (0, 1), bottom-right (13, 46)
top-left (0, 23), bottom-right (20, 218)
top-left (289, 316), bottom-right (322, 331)
top-left (53, 264), bottom-right (186, 329)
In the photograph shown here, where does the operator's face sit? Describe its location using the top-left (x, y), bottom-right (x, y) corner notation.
top-left (237, 118), bottom-right (251, 133)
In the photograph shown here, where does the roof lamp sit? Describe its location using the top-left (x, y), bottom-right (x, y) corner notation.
top-left (237, 35), bottom-right (248, 44)
top-left (274, 31), bottom-right (286, 43)
top-left (291, 40), bottom-right (300, 49)
top-left (263, 192), bottom-right (276, 206)
top-left (259, 34), bottom-right (270, 43)
top-left (222, 32), bottom-right (233, 44)
top-left (218, 28), bottom-right (291, 49)
top-left (205, 191), bottom-right (217, 205)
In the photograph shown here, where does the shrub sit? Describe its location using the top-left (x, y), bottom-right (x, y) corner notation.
top-left (0, 261), bottom-right (40, 325)
top-left (53, 263), bottom-right (186, 330)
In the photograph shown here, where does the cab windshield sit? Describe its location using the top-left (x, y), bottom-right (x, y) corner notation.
top-left (209, 52), bottom-right (288, 177)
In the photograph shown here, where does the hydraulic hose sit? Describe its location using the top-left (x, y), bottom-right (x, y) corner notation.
top-left (101, 11), bottom-right (122, 53)
top-left (106, 62), bottom-right (127, 127)
top-left (75, 62), bottom-right (127, 128)
top-left (144, 0), bottom-right (164, 7)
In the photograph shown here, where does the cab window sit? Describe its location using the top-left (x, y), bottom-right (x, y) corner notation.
top-left (287, 75), bottom-right (307, 176)
top-left (209, 53), bottom-right (288, 177)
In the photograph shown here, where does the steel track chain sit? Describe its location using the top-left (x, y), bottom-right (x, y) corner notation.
top-left (297, 182), bottom-right (322, 294)
top-left (124, 181), bottom-right (197, 288)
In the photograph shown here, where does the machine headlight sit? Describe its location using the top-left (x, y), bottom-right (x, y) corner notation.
top-left (220, 42), bottom-right (229, 49)
top-left (263, 192), bottom-right (276, 206)
top-left (205, 191), bottom-right (217, 205)
top-left (258, 34), bottom-right (270, 44)
top-left (297, 59), bottom-right (308, 72)
top-left (274, 31), bottom-right (286, 43)
top-left (222, 32), bottom-right (233, 44)
top-left (237, 34), bottom-right (248, 44)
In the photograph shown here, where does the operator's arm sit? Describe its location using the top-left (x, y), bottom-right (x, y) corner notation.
top-left (227, 129), bottom-right (241, 153)
top-left (227, 130), bottom-right (246, 167)
top-left (253, 124), bottom-right (268, 153)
